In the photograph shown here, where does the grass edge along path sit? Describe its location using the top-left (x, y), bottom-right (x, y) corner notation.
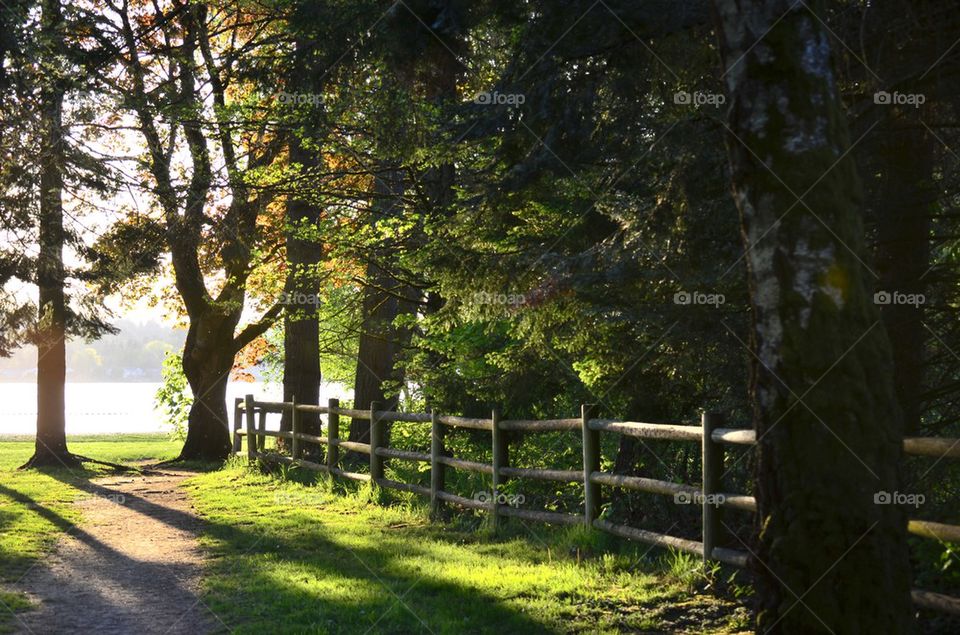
top-left (184, 459), bottom-right (752, 634)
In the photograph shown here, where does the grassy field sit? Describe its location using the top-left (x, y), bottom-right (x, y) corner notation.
top-left (0, 436), bottom-right (752, 633)
top-left (0, 434), bottom-right (180, 630)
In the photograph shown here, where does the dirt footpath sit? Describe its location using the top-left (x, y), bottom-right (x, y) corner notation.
top-left (14, 469), bottom-right (221, 634)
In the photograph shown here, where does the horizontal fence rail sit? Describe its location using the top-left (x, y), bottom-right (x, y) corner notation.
top-left (233, 395), bottom-right (960, 617)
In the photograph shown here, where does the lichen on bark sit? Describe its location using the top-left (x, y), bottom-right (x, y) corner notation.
top-left (713, 1), bottom-right (914, 632)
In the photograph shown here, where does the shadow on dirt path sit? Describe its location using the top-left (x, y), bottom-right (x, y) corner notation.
top-left (13, 469), bottom-right (221, 634)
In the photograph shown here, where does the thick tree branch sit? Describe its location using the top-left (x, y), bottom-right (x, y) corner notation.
top-left (233, 303), bottom-right (283, 352)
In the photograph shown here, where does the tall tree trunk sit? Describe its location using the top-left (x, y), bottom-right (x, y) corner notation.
top-left (873, 114), bottom-right (933, 435)
top-left (278, 27), bottom-right (324, 451)
top-left (713, 1), bottom-right (913, 631)
top-left (348, 168), bottom-right (414, 446)
top-left (25, 0), bottom-right (75, 469)
top-left (352, 269), bottom-right (401, 413)
top-left (280, 137), bottom-right (323, 452)
top-left (178, 313), bottom-right (235, 461)
top-left (281, 311), bottom-right (321, 447)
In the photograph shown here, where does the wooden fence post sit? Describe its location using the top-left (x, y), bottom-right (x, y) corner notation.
top-left (701, 411), bottom-right (725, 565)
top-left (369, 401), bottom-right (383, 482)
top-left (491, 408), bottom-right (508, 529)
top-left (291, 395), bottom-right (301, 461)
top-left (232, 397), bottom-right (243, 454)
top-left (327, 398), bottom-right (339, 474)
top-left (430, 410), bottom-right (445, 518)
top-left (582, 404), bottom-right (600, 526)
top-left (257, 405), bottom-right (267, 452)
top-left (244, 394), bottom-right (256, 461)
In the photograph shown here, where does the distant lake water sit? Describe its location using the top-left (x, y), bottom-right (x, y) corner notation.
top-left (0, 382), bottom-right (349, 436)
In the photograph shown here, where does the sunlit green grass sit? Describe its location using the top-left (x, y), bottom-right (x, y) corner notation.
top-left (0, 434), bottom-right (179, 631)
top-left (186, 460), bottom-right (751, 634)
top-left (0, 437), bottom-right (751, 633)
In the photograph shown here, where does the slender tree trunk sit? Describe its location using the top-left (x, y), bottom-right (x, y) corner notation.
top-left (348, 168), bottom-right (415, 446)
top-left (178, 314), bottom-right (235, 461)
top-left (352, 272), bottom-right (400, 411)
top-left (25, 0), bottom-right (75, 469)
top-left (349, 266), bottom-right (404, 446)
top-left (713, 1), bottom-right (913, 631)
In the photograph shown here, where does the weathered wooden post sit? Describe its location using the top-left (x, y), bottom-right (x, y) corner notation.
top-left (291, 395), bottom-right (301, 461)
top-left (430, 410), bottom-right (445, 518)
top-left (701, 411), bottom-right (725, 565)
top-left (491, 408), bottom-right (508, 529)
top-left (257, 404), bottom-right (267, 452)
top-left (232, 397), bottom-right (243, 454)
top-left (582, 404), bottom-right (600, 526)
top-left (369, 401), bottom-right (383, 482)
top-left (244, 394), bottom-right (256, 461)
top-left (326, 398), bottom-right (340, 475)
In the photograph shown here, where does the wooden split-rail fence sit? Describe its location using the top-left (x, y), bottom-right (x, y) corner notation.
top-left (233, 395), bottom-right (960, 616)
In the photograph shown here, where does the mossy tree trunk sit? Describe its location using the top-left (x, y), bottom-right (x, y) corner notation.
top-left (712, 1), bottom-right (914, 631)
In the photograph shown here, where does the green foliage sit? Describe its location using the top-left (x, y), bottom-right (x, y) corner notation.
top-left (259, 281), bottom-right (361, 390)
top-left (87, 217), bottom-right (166, 295)
top-left (3, 2), bottom-right (955, 628)
top-left (0, 0), bottom-right (120, 348)
top-left (316, 283), bottom-right (362, 386)
top-left (155, 352), bottom-right (192, 441)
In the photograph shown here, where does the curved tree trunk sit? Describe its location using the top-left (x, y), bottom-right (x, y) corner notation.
top-left (115, 2), bottom-right (281, 465)
top-left (178, 315), bottom-right (235, 461)
top-left (713, 1), bottom-right (913, 631)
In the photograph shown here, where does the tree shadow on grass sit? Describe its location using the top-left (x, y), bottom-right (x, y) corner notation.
top-left (12, 460), bottom-right (759, 633)
top-left (21, 472), bottom-right (555, 634)
top-left (0, 507), bottom-right (35, 583)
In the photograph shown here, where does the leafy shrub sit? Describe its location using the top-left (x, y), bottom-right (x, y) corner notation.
top-left (155, 351), bottom-right (192, 441)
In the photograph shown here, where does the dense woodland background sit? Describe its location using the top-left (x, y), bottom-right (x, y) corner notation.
top-left (2, 0), bottom-right (960, 630)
